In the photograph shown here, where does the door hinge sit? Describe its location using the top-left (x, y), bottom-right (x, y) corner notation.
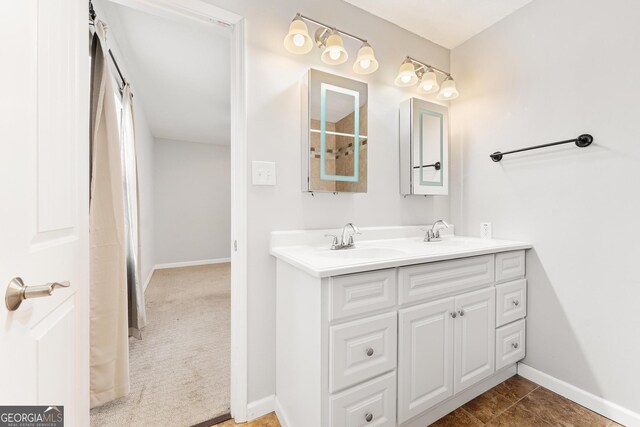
top-left (234, 240), bottom-right (238, 251)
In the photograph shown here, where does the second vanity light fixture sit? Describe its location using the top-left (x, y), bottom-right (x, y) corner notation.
top-left (283, 13), bottom-right (379, 75)
top-left (395, 56), bottom-right (459, 100)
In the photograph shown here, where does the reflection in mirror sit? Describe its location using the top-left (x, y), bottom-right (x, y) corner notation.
top-left (417, 111), bottom-right (443, 186)
top-left (400, 98), bottom-right (449, 196)
top-left (303, 69), bottom-right (368, 193)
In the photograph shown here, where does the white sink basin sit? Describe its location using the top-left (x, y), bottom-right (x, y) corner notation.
top-left (316, 247), bottom-right (408, 260)
top-left (425, 237), bottom-right (485, 247)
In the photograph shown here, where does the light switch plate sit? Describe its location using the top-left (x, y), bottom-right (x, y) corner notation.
top-left (480, 222), bottom-right (492, 239)
top-left (252, 161), bottom-right (276, 186)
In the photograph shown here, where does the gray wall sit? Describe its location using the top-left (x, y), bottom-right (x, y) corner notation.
top-left (205, 0), bottom-right (451, 403)
top-left (451, 0), bottom-right (640, 414)
top-left (132, 58), bottom-right (156, 286)
top-left (153, 138), bottom-right (231, 265)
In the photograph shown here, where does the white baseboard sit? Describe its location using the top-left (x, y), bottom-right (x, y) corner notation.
top-left (154, 258), bottom-right (231, 270)
top-left (143, 258), bottom-right (231, 292)
top-left (143, 268), bottom-right (155, 292)
top-left (246, 394), bottom-right (275, 421)
top-left (518, 363), bottom-right (640, 427)
top-left (274, 395), bottom-right (291, 427)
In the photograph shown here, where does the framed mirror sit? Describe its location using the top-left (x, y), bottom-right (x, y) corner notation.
top-left (302, 69), bottom-right (368, 193)
top-left (399, 98), bottom-right (449, 195)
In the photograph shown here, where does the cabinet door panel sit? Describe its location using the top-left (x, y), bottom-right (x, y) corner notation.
top-left (398, 298), bottom-right (455, 424)
top-left (329, 372), bottom-right (396, 427)
top-left (496, 319), bottom-right (526, 370)
top-left (329, 312), bottom-right (397, 393)
top-left (454, 287), bottom-right (495, 393)
top-left (399, 255), bottom-right (494, 305)
top-left (495, 250), bottom-right (525, 283)
top-left (329, 269), bottom-right (396, 321)
top-left (496, 279), bottom-right (527, 327)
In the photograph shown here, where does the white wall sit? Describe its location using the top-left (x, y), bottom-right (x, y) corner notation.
top-left (451, 0), bottom-right (640, 416)
top-left (205, 0), bottom-right (451, 403)
top-left (154, 138), bottom-right (231, 265)
top-left (134, 99), bottom-right (156, 285)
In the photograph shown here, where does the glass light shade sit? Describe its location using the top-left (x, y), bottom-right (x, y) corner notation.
top-left (321, 32), bottom-right (348, 65)
top-left (353, 43), bottom-right (379, 74)
top-left (418, 70), bottom-right (440, 94)
top-left (437, 78), bottom-right (459, 100)
top-left (283, 18), bottom-right (313, 54)
top-left (394, 61), bottom-right (419, 87)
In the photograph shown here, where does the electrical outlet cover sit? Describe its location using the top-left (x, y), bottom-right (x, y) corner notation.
top-left (480, 222), bottom-right (492, 239)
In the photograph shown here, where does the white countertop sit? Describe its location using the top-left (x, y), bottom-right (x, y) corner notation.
top-left (270, 226), bottom-right (532, 278)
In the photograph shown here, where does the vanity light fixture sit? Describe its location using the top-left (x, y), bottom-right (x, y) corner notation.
top-left (394, 58), bottom-right (419, 87)
top-left (395, 56), bottom-right (459, 99)
top-left (418, 68), bottom-right (439, 94)
top-left (283, 13), bottom-right (379, 75)
top-left (437, 76), bottom-right (459, 100)
top-left (318, 29), bottom-right (349, 65)
top-left (353, 42), bottom-right (379, 74)
top-left (283, 16), bottom-right (313, 54)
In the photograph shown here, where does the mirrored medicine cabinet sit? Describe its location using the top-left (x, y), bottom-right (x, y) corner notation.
top-left (400, 98), bottom-right (449, 196)
top-left (301, 69), bottom-right (368, 193)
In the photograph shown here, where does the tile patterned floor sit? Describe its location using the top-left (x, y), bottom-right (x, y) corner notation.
top-left (210, 376), bottom-right (624, 427)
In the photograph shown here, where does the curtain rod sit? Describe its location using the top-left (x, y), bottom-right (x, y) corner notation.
top-left (89, 0), bottom-right (127, 92)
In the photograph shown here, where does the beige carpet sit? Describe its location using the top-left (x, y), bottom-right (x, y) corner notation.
top-left (91, 263), bottom-right (231, 427)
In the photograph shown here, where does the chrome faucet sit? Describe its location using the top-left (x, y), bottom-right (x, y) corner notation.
top-left (325, 223), bottom-right (361, 250)
top-left (423, 220), bottom-right (450, 242)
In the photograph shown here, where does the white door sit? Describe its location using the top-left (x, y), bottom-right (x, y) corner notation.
top-left (454, 287), bottom-right (495, 393)
top-left (397, 297), bottom-right (454, 424)
top-left (0, 0), bottom-right (89, 426)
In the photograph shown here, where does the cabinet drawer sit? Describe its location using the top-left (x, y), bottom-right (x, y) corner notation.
top-left (496, 319), bottom-right (526, 370)
top-left (329, 269), bottom-right (396, 321)
top-left (399, 255), bottom-right (495, 305)
top-left (495, 251), bottom-right (525, 283)
top-left (329, 312), bottom-right (397, 393)
top-left (496, 279), bottom-right (527, 327)
top-left (330, 371), bottom-right (396, 427)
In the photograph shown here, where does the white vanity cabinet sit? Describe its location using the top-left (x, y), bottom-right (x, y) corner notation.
top-left (275, 249), bottom-right (528, 427)
top-left (397, 286), bottom-right (496, 423)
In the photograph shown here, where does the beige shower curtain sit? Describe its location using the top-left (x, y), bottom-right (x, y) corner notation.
top-left (89, 20), bottom-right (130, 408)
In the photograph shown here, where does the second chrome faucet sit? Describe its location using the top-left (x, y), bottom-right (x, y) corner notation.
top-left (325, 223), bottom-right (361, 250)
top-left (423, 219), bottom-right (450, 242)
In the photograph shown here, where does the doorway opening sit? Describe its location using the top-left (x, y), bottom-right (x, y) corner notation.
top-left (87, 0), bottom-right (246, 425)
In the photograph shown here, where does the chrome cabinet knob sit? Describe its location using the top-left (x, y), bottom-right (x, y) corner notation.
top-left (5, 277), bottom-right (70, 311)
top-left (366, 347), bottom-right (374, 357)
top-left (512, 342), bottom-right (519, 349)
top-left (450, 312), bottom-right (457, 318)
top-left (513, 300), bottom-right (520, 307)
top-left (365, 413), bottom-right (373, 422)
top-left (458, 310), bottom-right (465, 317)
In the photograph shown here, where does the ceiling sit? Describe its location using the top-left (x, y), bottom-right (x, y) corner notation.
top-left (342, 0), bottom-right (534, 49)
top-left (100, 2), bottom-right (231, 145)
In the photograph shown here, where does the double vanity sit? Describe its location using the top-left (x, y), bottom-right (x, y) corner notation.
top-left (271, 225), bottom-right (531, 427)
